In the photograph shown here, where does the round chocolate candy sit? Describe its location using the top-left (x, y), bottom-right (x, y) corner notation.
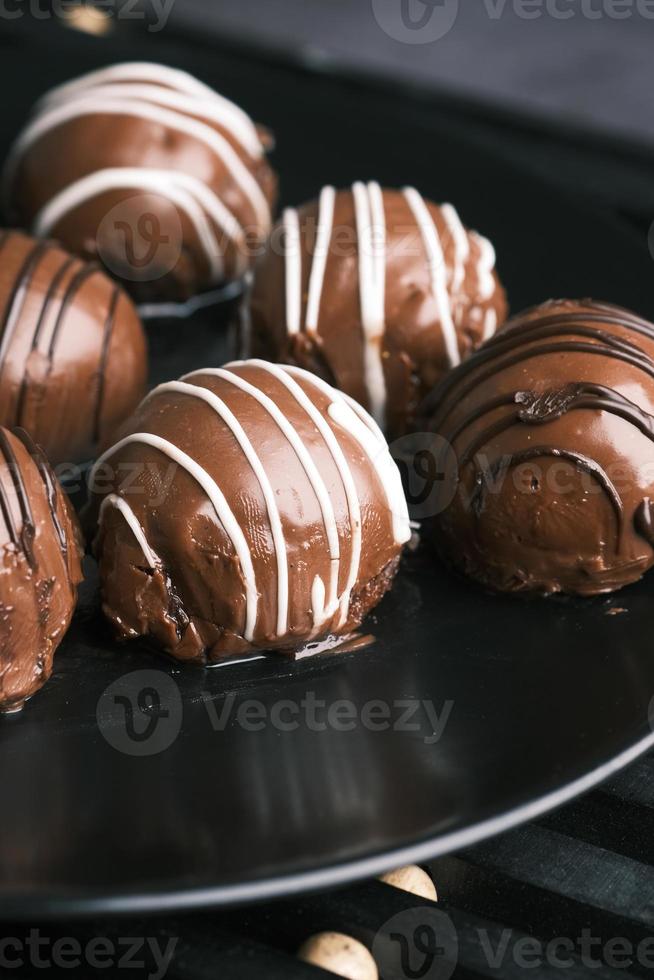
top-left (0, 229), bottom-right (147, 465)
top-left (249, 182), bottom-right (507, 438)
top-left (88, 360), bottom-right (411, 661)
top-left (426, 299), bottom-right (654, 596)
top-left (0, 426), bottom-right (84, 710)
top-left (4, 62), bottom-right (277, 299)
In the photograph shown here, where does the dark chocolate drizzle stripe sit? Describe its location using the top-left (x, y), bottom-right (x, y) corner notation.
top-left (455, 384), bottom-right (654, 468)
top-left (484, 307), bottom-right (654, 351)
top-left (13, 426), bottom-right (68, 561)
top-left (0, 429), bottom-right (36, 569)
top-left (92, 285), bottom-right (121, 445)
top-left (47, 263), bottom-right (99, 359)
top-left (30, 254), bottom-right (78, 350)
top-left (437, 382), bottom-right (654, 553)
top-left (470, 446), bottom-right (624, 541)
top-left (0, 240), bottom-right (53, 371)
top-left (483, 322), bottom-right (647, 357)
top-left (14, 253), bottom-right (78, 427)
top-left (426, 309), bottom-right (654, 431)
top-left (431, 338), bottom-right (654, 436)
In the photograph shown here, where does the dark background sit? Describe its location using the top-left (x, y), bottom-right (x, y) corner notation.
top-left (55, 0), bottom-right (654, 234)
top-left (166, 0), bottom-right (654, 147)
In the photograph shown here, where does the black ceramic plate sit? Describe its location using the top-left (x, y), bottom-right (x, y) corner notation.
top-left (1, 22), bottom-right (654, 919)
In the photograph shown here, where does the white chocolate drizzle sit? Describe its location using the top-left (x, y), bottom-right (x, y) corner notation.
top-left (403, 186), bottom-right (461, 368)
top-left (93, 361), bottom-right (410, 644)
top-left (183, 365), bottom-right (342, 625)
top-left (283, 208), bottom-right (302, 335)
top-left (353, 181), bottom-right (388, 429)
top-left (99, 494), bottom-right (159, 569)
top-left (310, 574), bottom-right (327, 633)
top-left (40, 62), bottom-right (261, 157)
top-left (482, 307), bottom-right (498, 341)
top-left (305, 185), bottom-right (336, 333)
top-left (34, 168), bottom-right (245, 283)
top-left (280, 184), bottom-right (501, 430)
top-left (9, 98), bottom-right (269, 231)
top-left (91, 431), bottom-right (259, 642)
top-left (281, 182), bottom-right (387, 429)
top-left (473, 232), bottom-right (497, 302)
top-left (4, 62), bottom-right (271, 284)
top-left (242, 359), bottom-right (364, 625)
top-left (144, 380), bottom-right (289, 637)
top-left (43, 81), bottom-right (263, 159)
top-left (441, 202), bottom-right (469, 294)
top-left (290, 369), bottom-right (411, 547)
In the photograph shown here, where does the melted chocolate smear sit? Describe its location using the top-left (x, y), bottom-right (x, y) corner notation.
top-left (293, 631), bottom-right (375, 660)
top-left (164, 570), bottom-right (190, 638)
top-left (515, 385), bottom-right (584, 423)
top-left (189, 634), bottom-right (375, 670)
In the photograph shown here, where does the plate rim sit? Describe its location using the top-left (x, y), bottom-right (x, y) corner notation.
top-left (3, 725), bottom-right (652, 920)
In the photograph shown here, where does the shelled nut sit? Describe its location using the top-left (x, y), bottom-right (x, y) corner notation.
top-left (298, 932), bottom-right (378, 980)
top-left (379, 865), bottom-right (438, 901)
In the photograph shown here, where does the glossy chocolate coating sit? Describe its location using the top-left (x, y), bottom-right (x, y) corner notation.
top-left (0, 427), bottom-right (84, 710)
top-left (0, 229), bottom-right (147, 465)
top-left (88, 360), bottom-right (410, 662)
top-left (249, 184), bottom-right (507, 438)
top-left (425, 299), bottom-right (654, 596)
top-left (4, 63), bottom-right (278, 300)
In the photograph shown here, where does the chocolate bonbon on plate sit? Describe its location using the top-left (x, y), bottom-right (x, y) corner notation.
top-left (4, 63), bottom-right (277, 300)
top-left (249, 183), bottom-right (507, 437)
top-left (0, 427), bottom-right (84, 711)
top-left (88, 360), bottom-right (411, 662)
top-left (0, 230), bottom-right (147, 464)
top-left (425, 299), bottom-right (654, 596)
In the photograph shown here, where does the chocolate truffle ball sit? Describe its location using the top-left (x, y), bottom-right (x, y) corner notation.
top-left (426, 299), bottom-right (654, 596)
top-left (4, 62), bottom-right (277, 299)
top-left (249, 183), bottom-right (508, 438)
top-left (0, 229), bottom-right (147, 465)
top-left (89, 360), bottom-right (410, 661)
top-left (0, 427), bottom-right (84, 710)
